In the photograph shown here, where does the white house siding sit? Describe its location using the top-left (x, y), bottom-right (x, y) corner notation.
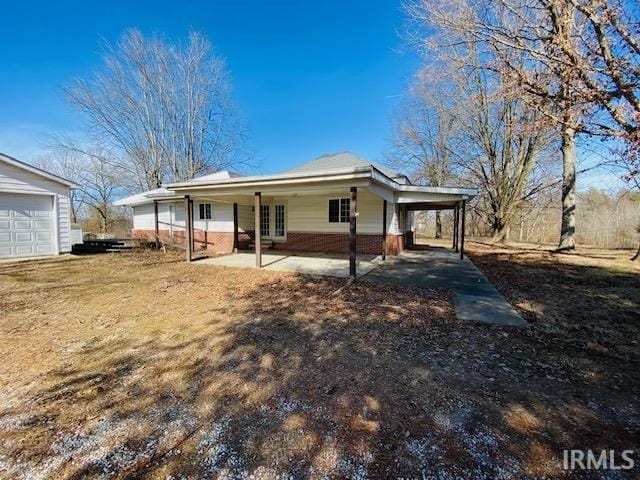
top-left (193, 201), bottom-right (233, 232)
top-left (0, 161), bottom-right (72, 254)
top-left (268, 188), bottom-right (397, 235)
top-left (134, 200), bottom-right (253, 233)
top-left (132, 203), bottom-right (156, 230)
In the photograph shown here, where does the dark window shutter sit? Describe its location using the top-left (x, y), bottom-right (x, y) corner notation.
top-left (329, 199), bottom-right (339, 223)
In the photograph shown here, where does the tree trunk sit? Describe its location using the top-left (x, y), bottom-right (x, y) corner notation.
top-left (490, 213), bottom-right (510, 243)
top-left (491, 223), bottom-right (510, 243)
top-left (435, 211), bottom-right (442, 239)
top-left (558, 126), bottom-right (577, 251)
top-left (519, 215), bottom-right (524, 242)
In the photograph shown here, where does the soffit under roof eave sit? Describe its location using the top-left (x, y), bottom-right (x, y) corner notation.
top-left (166, 176), bottom-right (373, 196)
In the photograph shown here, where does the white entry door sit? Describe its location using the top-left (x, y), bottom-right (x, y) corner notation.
top-left (0, 193), bottom-right (54, 258)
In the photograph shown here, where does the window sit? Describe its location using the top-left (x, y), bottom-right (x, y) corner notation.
top-left (199, 203), bottom-right (212, 220)
top-left (329, 198), bottom-right (350, 223)
top-left (260, 205), bottom-right (270, 237)
top-left (274, 204), bottom-right (285, 237)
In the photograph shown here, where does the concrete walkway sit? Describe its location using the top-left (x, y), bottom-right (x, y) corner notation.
top-left (196, 251), bottom-right (382, 278)
top-left (363, 248), bottom-right (527, 327)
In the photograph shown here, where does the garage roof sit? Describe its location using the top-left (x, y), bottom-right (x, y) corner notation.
top-left (0, 152), bottom-right (79, 188)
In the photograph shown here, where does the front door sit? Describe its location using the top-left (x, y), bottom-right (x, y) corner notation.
top-left (260, 204), bottom-right (286, 241)
top-left (260, 205), bottom-right (270, 238)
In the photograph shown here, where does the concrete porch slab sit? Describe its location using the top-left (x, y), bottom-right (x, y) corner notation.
top-left (195, 251), bottom-right (382, 278)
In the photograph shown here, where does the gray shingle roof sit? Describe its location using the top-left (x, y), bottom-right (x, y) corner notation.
top-left (284, 152), bottom-right (404, 180)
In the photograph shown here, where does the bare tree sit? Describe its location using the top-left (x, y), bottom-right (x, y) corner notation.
top-left (388, 81), bottom-right (459, 238)
top-left (395, 17), bottom-right (556, 242)
top-left (79, 153), bottom-right (122, 233)
top-left (457, 66), bottom-right (556, 242)
top-left (62, 29), bottom-right (248, 192)
top-left (406, 0), bottom-right (601, 250)
top-left (36, 150), bottom-right (87, 223)
top-left (566, 0), bottom-right (640, 158)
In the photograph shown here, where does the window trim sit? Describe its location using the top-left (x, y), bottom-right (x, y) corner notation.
top-left (328, 197), bottom-right (351, 223)
top-left (198, 203), bottom-right (212, 220)
top-left (274, 204), bottom-right (286, 238)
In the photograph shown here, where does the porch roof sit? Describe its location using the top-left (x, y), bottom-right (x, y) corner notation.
top-left (113, 152), bottom-right (478, 208)
top-left (164, 164), bottom-right (477, 207)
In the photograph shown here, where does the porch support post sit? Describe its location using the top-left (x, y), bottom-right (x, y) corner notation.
top-left (349, 187), bottom-right (357, 279)
top-left (456, 203), bottom-right (461, 252)
top-left (382, 199), bottom-right (387, 261)
top-left (233, 202), bottom-right (239, 254)
top-left (153, 200), bottom-right (159, 249)
top-left (255, 192), bottom-right (262, 268)
top-left (190, 199), bottom-right (196, 252)
top-left (460, 200), bottom-right (466, 259)
top-left (453, 205), bottom-right (459, 251)
top-left (184, 195), bottom-right (192, 262)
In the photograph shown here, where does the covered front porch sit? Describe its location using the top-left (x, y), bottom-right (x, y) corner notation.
top-left (162, 167), bottom-right (475, 279)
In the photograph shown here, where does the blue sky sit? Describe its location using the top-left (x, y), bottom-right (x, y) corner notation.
top-left (0, 0), bottom-right (625, 190)
top-left (0, 0), bottom-right (417, 173)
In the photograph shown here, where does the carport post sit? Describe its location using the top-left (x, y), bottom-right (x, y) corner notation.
top-left (460, 200), bottom-right (466, 260)
top-left (189, 198), bottom-right (195, 252)
top-left (349, 187), bottom-right (357, 279)
top-left (453, 205), bottom-right (459, 252)
top-left (233, 202), bottom-right (239, 254)
top-left (255, 192), bottom-right (262, 268)
top-left (184, 195), bottom-right (192, 262)
top-left (382, 199), bottom-right (387, 261)
top-left (153, 200), bottom-right (159, 249)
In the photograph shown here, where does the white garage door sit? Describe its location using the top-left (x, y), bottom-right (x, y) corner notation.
top-left (0, 193), bottom-right (55, 258)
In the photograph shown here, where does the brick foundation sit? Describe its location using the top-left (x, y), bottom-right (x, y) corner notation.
top-left (132, 230), bottom-right (253, 253)
top-left (132, 230), bottom-right (404, 256)
top-left (271, 232), bottom-right (405, 256)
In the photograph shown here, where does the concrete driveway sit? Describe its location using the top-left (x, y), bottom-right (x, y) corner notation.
top-left (363, 248), bottom-right (526, 327)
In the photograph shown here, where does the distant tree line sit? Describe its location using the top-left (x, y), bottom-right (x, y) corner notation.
top-left (415, 187), bottom-right (640, 249)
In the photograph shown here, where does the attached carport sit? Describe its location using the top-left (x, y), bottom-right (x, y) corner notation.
top-left (395, 186), bottom-right (473, 259)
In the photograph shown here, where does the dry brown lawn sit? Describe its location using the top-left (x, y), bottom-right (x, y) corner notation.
top-left (0, 248), bottom-right (638, 479)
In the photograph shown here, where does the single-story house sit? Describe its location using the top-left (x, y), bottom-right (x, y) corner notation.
top-left (0, 153), bottom-right (77, 259)
top-left (116, 152), bottom-right (476, 276)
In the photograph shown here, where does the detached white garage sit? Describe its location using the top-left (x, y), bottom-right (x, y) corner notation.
top-left (0, 153), bottom-right (76, 259)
